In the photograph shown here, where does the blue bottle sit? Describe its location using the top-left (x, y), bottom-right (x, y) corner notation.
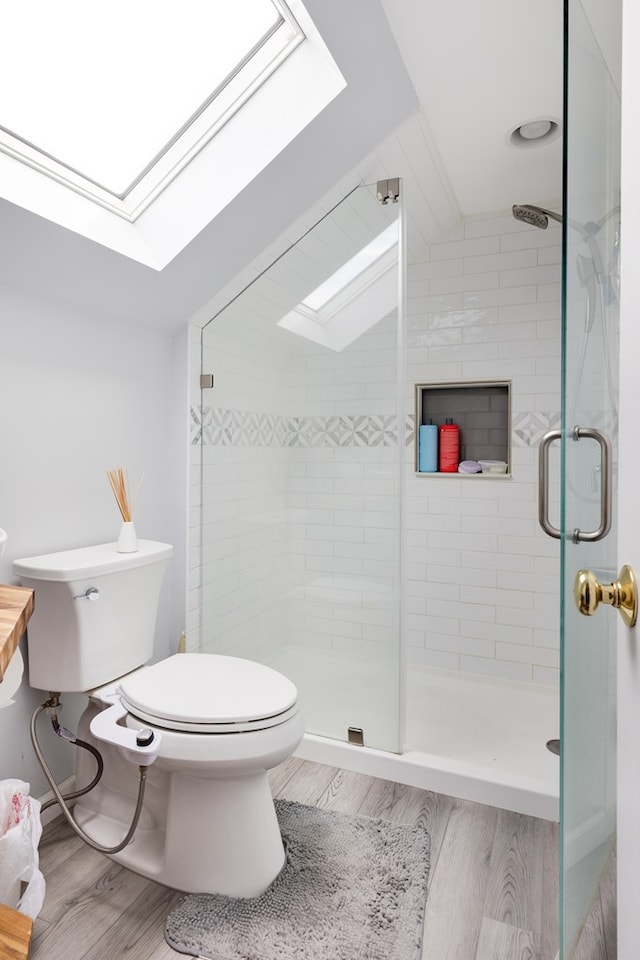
top-left (418, 420), bottom-right (438, 472)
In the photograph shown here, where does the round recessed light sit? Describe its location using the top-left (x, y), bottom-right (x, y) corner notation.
top-left (519, 119), bottom-right (552, 140)
top-left (509, 119), bottom-right (560, 148)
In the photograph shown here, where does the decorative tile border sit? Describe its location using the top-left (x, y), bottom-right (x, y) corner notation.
top-left (512, 412), bottom-right (561, 447)
top-left (191, 406), bottom-right (406, 447)
top-left (191, 406), bottom-right (560, 449)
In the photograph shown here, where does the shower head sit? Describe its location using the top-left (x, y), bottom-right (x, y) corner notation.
top-left (514, 201), bottom-right (618, 287)
top-left (512, 204), bottom-right (563, 229)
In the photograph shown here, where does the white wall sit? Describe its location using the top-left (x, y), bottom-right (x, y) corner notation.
top-left (192, 305), bottom-right (401, 669)
top-left (194, 305), bottom-right (296, 661)
top-left (281, 209), bottom-right (562, 685)
top-left (190, 210), bottom-right (562, 687)
top-left (0, 283), bottom-right (186, 796)
top-left (405, 213), bottom-right (562, 684)
top-left (284, 311), bottom-right (400, 664)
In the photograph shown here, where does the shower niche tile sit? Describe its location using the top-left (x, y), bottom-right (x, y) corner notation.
top-left (414, 380), bottom-right (511, 476)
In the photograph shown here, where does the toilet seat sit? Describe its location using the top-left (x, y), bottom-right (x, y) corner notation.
top-left (118, 653), bottom-right (299, 733)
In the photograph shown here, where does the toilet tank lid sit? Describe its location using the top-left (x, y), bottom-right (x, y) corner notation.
top-left (13, 540), bottom-right (173, 581)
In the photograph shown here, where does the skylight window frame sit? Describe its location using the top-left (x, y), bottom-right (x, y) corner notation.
top-left (0, 0), bottom-right (305, 222)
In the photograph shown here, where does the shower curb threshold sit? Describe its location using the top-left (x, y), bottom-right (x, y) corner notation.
top-left (295, 734), bottom-right (559, 821)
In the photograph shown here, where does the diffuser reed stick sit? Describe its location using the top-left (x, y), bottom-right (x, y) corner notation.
top-left (106, 468), bottom-right (144, 522)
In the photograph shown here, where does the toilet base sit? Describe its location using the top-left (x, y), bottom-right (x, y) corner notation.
top-left (74, 768), bottom-right (286, 896)
top-left (73, 701), bottom-right (301, 897)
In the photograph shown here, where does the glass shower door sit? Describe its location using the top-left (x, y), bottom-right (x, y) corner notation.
top-left (198, 183), bottom-right (404, 753)
top-left (561, 0), bottom-right (620, 954)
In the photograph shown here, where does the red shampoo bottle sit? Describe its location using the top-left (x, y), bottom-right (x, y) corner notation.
top-left (439, 418), bottom-right (460, 472)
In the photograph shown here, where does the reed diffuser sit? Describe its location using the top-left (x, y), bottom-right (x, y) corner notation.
top-left (106, 468), bottom-right (143, 553)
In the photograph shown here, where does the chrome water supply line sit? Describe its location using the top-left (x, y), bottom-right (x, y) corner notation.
top-left (30, 694), bottom-right (148, 854)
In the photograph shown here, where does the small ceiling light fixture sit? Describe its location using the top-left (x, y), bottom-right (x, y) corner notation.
top-left (509, 118), bottom-right (560, 148)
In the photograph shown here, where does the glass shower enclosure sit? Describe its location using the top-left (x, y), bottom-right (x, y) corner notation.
top-left (561, 0), bottom-right (620, 954)
top-left (198, 183), bottom-right (404, 754)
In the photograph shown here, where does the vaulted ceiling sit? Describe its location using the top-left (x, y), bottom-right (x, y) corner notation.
top-left (0, 0), bottom-right (566, 334)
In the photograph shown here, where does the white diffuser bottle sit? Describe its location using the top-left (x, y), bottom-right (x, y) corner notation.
top-left (107, 468), bottom-right (143, 554)
top-left (117, 521), bottom-right (138, 553)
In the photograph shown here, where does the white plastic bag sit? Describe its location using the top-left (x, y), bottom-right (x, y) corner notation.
top-left (0, 779), bottom-right (46, 918)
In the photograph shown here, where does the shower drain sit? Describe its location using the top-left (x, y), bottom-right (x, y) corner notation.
top-left (546, 739), bottom-right (561, 756)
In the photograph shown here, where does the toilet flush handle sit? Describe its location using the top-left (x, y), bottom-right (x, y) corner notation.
top-left (74, 587), bottom-right (100, 601)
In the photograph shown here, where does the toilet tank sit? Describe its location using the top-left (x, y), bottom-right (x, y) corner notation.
top-left (13, 540), bottom-right (173, 693)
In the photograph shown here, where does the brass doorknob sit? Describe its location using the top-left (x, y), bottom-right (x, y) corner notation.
top-left (574, 564), bottom-right (638, 627)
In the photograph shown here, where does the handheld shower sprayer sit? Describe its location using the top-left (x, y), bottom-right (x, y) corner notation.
top-left (513, 200), bottom-right (620, 422)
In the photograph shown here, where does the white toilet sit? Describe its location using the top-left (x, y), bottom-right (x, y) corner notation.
top-left (14, 540), bottom-right (304, 897)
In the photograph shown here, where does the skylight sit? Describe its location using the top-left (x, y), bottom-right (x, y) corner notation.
top-left (0, 0), bottom-right (301, 214)
top-left (0, 0), bottom-right (345, 267)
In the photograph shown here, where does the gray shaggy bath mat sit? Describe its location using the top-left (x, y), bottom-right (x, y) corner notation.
top-left (164, 798), bottom-right (430, 960)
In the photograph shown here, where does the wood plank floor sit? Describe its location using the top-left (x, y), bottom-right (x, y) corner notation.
top-left (31, 758), bottom-right (560, 960)
top-left (572, 847), bottom-right (617, 960)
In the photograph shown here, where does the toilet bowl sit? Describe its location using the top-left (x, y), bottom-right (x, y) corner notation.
top-left (14, 541), bottom-right (303, 897)
top-left (77, 654), bottom-right (304, 896)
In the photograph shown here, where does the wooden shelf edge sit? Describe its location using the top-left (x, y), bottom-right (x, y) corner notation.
top-left (0, 585), bottom-right (35, 682)
top-left (0, 903), bottom-right (33, 960)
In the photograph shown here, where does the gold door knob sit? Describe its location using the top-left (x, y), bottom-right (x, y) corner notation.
top-left (574, 564), bottom-right (638, 627)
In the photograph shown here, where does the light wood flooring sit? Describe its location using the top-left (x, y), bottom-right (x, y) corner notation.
top-left (31, 757), bottom-right (562, 960)
top-left (572, 848), bottom-right (616, 960)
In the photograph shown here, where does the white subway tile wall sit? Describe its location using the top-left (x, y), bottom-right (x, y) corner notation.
top-left (193, 311), bottom-right (296, 661)
top-left (193, 304), bottom-right (401, 669)
top-left (405, 214), bottom-right (561, 684)
top-left (190, 211), bottom-right (561, 686)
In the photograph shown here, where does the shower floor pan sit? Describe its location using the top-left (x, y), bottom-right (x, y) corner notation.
top-left (272, 647), bottom-right (559, 821)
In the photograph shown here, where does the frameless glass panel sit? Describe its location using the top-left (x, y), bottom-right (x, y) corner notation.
top-left (199, 183), bottom-right (403, 753)
top-left (561, 1), bottom-right (620, 954)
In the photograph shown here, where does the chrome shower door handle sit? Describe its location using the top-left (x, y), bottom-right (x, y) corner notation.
top-left (538, 429), bottom-right (562, 539)
top-left (570, 426), bottom-right (612, 543)
top-left (538, 426), bottom-right (613, 543)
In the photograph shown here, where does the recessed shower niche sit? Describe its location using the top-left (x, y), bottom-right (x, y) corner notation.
top-left (414, 380), bottom-right (511, 476)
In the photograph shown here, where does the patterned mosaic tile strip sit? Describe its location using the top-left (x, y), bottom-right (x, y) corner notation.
top-left (512, 411), bottom-right (561, 446)
top-left (191, 406), bottom-right (561, 448)
top-left (192, 407), bottom-right (405, 447)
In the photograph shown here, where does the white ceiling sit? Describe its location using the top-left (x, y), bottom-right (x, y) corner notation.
top-left (380, 0), bottom-right (563, 217)
top-left (0, 0), bottom-right (565, 334)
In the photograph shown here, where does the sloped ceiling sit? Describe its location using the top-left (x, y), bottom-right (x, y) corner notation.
top-left (0, 0), bottom-right (564, 334)
top-left (379, 0), bottom-right (563, 218)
